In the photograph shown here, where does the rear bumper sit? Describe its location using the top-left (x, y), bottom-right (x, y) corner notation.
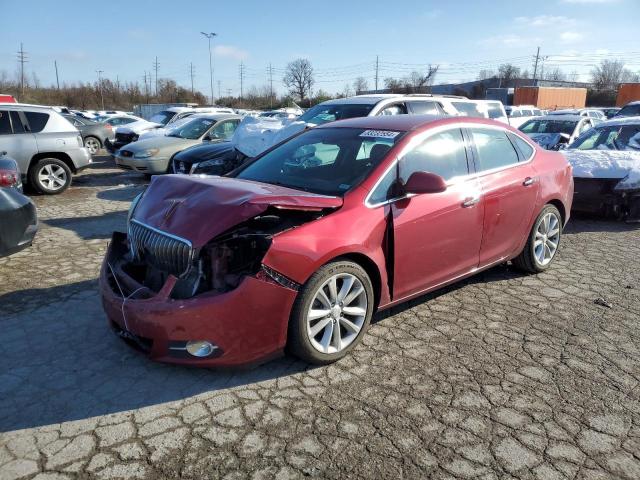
top-left (0, 189), bottom-right (38, 258)
top-left (99, 232), bottom-right (297, 367)
top-left (68, 147), bottom-right (92, 171)
top-left (572, 177), bottom-right (640, 221)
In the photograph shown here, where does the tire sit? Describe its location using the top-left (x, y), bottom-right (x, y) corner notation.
top-left (513, 204), bottom-right (562, 273)
top-left (288, 260), bottom-right (374, 364)
top-left (83, 136), bottom-right (101, 155)
top-left (29, 158), bottom-right (72, 195)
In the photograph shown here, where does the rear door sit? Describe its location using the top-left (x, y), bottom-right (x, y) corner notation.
top-left (467, 127), bottom-right (539, 266)
top-left (0, 110), bottom-right (37, 174)
top-left (390, 127), bottom-right (484, 299)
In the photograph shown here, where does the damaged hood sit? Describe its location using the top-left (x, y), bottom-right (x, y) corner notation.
top-left (562, 149), bottom-right (640, 191)
top-left (231, 116), bottom-right (310, 158)
top-left (528, 133), bottom-right (565, 149)
top-left (132, 175), bottom-right (343, 247)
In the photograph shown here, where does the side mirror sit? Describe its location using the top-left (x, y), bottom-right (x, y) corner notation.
top-left (404, 171), bottom-right (447, 195)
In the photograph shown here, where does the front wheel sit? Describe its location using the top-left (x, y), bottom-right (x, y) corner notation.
top-left (513, 205), bottom-right (562, 273)
top-left (288, 261), bottom-right (374, 364)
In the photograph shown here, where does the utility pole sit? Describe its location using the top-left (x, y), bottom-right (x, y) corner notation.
top-left (201, 32), bottom-right (217, 105)
top-left (226, 88), bottom-right (232, 97)
top-left (96, 70), bottom-right (104, 110)
top-left (239, 61), bottom-right (245, 101)
top-left (218, 80), bottom-right (221, 99)
top-left (153, 57), bottom-right (159, 96)
top-left (375, 55), bottom-right (379, 93)
top-left (268, 63), bottom-right (274, 107)
top-left (189, 62), bottom-right (195, 94)
top-left (17, 43), bottom-right (28, 97)
top-left (54, 60), bottom-right (60, 90)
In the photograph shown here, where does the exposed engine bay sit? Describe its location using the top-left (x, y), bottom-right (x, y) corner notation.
top-left (113, 208), bottom-right (324, 300)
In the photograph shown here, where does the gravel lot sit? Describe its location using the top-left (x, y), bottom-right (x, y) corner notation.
top-left (1, 155), bottom-right (640, 480)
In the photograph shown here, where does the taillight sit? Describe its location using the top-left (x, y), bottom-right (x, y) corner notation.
top-left (0, 168), bottom-right (19, 188)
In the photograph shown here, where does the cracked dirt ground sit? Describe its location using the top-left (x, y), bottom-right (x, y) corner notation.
top-left (1, 155), bottom-right (640, 480)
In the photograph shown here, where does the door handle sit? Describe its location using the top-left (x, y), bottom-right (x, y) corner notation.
top-left (462, 196), bottom-right (480, 207)
top-left (523, 177), bottom-right (536, 186)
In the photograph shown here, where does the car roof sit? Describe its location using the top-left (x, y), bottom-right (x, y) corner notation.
top-left (188, 113), bottom-right (241, 121)
top-left (315, 114), bottom-right (506, 132)
top-left (0, 103), bottom-right (55, 112)
top-left (319, 96), bottom-right (397, 106)
top-left (596, 116), bottom-right (640, 127)
top-left (535, 114), bottom-right (583, 121)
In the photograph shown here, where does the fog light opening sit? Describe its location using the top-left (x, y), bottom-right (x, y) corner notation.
top-left (186, 340), bottom-right (218, 358)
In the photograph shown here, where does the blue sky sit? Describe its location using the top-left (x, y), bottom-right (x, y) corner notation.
top-left (1, 0), bottom-right (638, 96)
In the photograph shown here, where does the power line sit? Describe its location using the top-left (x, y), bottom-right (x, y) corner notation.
top-left (17, 43), bottom-right (28, 96)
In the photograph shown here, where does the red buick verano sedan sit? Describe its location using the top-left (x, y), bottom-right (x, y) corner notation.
top-left (100, 115), bottom-right (573, 366)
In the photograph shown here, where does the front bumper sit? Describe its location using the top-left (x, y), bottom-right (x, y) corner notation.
top-left (0, 188), bottom-right (38, 258)
top-left (99, 232), bottom-right (298, 367)
top-left (114, 154), bottom-right (170, 174)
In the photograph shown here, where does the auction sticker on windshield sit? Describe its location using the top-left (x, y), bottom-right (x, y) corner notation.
top-left (360, 130), bottom-right (400, 139)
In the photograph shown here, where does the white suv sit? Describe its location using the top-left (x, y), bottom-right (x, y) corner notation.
top-left (505, 105), bottom-right (543, 128)
top-left (0, 104), bottom-right (91, 194)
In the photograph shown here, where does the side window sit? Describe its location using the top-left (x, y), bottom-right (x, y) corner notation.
top-left (469, 128), bottom-right (520, 172)
top-left (508, 133), bottom-right (535, 159)
top-left (579, 120), bottom-right (592, 134)
top-left (407, 101), bottom-right (442, 115)
top-left (24, 112), bottom-right (49, 132)
top-left (399, 128), bottom-right (469, 183)
top-left (378, 103), bottom-right (407, 116)
top-left (10, 111), bottom-right (26, 133)
top-left (210, 120), bottom-right (239, 140)
top-left (368, 168), bottom-right (398, 205)
top-left (0, 111), bottom-right (11, 134)
top-left (511, 110), bottom-right (521, 118)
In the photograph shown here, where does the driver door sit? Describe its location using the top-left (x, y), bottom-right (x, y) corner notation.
top-left (391, 128), bottom-right (483, 300)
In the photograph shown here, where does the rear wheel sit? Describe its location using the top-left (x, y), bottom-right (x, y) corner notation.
top-left (288, 261), bottom-right (374, 364)
top-left (29, 158), bottom-right (72, 194)
top-left (513, 204), bottom-right (562, 273)
top-left (83, 136), bottom-right (101, 155)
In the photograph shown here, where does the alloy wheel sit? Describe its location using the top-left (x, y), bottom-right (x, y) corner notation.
top-left (38, 164), bottom-right (68, 191)
top-left (84, 137), bottom-right (100, 154)
top-left (306, 273), bottom-right (367, 354)
top-left (534, 212), bottom-right (560, 266)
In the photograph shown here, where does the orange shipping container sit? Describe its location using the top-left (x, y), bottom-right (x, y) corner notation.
top-left (514, 87), bottom-right (587, 110)
top-left (616, 83), bottom-right (640, 107)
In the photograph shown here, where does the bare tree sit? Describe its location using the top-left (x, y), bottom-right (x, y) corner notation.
top-left (353, 76), bottom-right (369, 94)
top-left (498, 63), bottom-right (521, 84)
top-left (384, 77), bottom-right (403, 90)
top-left (283, 58), bottom-right (314, 102)
top-left (407, 65), bottom-right (439, 89)
top-left (591, 59), bottom-right (636, 90)
top-left (477, 69), bottom-right (495, 81)
top-left (545, 67), bottom-right (567, 82)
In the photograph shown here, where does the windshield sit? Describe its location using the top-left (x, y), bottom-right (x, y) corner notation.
top-left (235, 127), bottom-right (401, 196)
top-left (298, 104), bottom-right (375, 125)
top-left (167, 117), bottom-right (216, 140)
top-left (616, 104), bottom-right (640, 118)
top-left (149, 110), bottom-right (177, 125)
top-left (519, 119), bottom-right (577, 135)
top-left (569, 124), bottom-right (640, 151)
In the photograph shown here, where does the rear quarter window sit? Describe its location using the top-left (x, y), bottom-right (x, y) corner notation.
top-left (24, 111), bottom-right (50, 133)
top-left (508, 133), bottom-right (535, 159)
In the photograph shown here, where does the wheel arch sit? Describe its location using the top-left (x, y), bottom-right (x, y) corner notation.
top-left (546, 198), bottom-right (567, 226)
top-left (325, 252), bottom-right (383, 311)
top-left (84, 135), bottom-right (102, 148)
top-left (30, 152), bottom-right (76, 174)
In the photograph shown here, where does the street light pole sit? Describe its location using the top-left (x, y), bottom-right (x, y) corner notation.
top-left (96, 69), bottom-right (104, 110)
top-left (201, 32), bottom-right (217, 105)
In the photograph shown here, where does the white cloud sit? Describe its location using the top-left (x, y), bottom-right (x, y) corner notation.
top-left (213, 45), bottom-right (249, 61)
top-left (515, 15), bottom-right (576, 27)
top-left (560, 31), bottom-right (584, 43)
top-left (480, 34), bottom-right (541, 48)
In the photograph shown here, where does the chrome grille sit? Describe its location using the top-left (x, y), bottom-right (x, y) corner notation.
top-left (128, 220), bottom-right (194, 278)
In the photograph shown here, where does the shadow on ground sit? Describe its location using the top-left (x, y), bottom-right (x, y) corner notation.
top-left (43, 210), bottom-right (128, 240)
top-left (0, 279), bottom-right (310, 432)
top-left (563, 213), bottom-right (640, 235)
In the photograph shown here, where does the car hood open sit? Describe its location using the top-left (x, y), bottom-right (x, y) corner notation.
top-left (132, 175), bottom-right (343, 247)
